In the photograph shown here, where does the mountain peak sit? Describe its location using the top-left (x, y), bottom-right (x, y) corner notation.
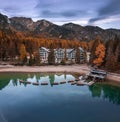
top-left (0, 13), bottom-right (10, 29)
top-left (0, 13), bottom-right (119, 41)
top-left (10, 16), bottom-right (34, 31)
top-left (36, 19), bottom-right (53, 27)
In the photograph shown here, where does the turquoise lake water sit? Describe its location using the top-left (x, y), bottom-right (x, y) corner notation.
top-left (0, 73), bottom-right (120, 122)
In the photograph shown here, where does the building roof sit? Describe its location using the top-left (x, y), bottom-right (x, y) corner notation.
top-left (66, 48), bottom-right (75, 53)
top-left (40, 47), bottom-right (49, 52)
top-left (79, 47), bottom-right (84, 52)
top-left (40, 47), bottom-right (84, 53)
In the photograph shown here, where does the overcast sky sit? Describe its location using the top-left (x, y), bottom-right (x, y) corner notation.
top-left (0, 0), bottom-right (120, 29)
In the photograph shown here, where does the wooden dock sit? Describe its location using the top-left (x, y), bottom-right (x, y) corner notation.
top-left (86, 69), bottom-right (107, 81)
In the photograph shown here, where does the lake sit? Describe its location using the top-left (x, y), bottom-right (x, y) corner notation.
top-left (0, 73), bottom-right (120, 122)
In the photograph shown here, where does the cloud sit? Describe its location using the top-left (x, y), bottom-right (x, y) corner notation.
top-left (35, 0), bottom-right (100, 20)
top-left (0, 0), bottom-right (119, 28)
top-left (40, 9), bottom-right (86, 19)
top-left (3, 6), bottom-right (21, 13)
top-left (89, 0), bottom-right (120, 24)
top-left (0, 0), bottom-right (37, 17)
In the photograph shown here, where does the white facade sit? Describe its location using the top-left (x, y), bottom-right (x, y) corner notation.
top-left (54, 48), bottom-right (65, 63)
top-left (66, 49), bottom-right (76, 63)
top-left (79, 47), bottom-right (85, 63)
top-left (39, 47), bottom-right (49, 63)
top-left (86, 52), bottom-right (91, 63)
top-left (39, 47), bottom-right (85, 64)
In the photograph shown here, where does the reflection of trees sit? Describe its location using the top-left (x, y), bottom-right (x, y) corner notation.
top-left (89, 84), bottom-right (102, 97)
top-left (0, 79), bottom-right (10, 90)
top-left (12, 79), bottom-right (18, 86)
top-left (102, 85), bottom-right (120, 105)
top-left (89, 83), bottom-right (120, 105)
top-left (64, 73), bottom-right (66, 80)
top-left (49, 75), bottom-right (55, 87)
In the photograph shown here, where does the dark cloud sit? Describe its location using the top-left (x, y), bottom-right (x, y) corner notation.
top-left (89, 0), bottom-right (120, 23)
top-left (35, 0), bottom-right (89, 19)
top-left (41, 10), bottom-right (58, 18)
top-left (99, 0), bottom-right (120, 16)
top-left (61, 10), bottom-right (86, 17)
top-left (41, 9), bottom-right (86, 18)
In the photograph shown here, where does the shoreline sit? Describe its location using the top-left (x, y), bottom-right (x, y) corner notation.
top-left (0, 64), bottom-right (120, 83)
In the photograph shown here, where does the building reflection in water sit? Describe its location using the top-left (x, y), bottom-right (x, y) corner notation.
top-left (0, 73), bottom-right (120, 105)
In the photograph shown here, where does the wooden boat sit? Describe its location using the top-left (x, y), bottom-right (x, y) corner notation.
top-left (19, 80), bottom-right (25, 83)
top-left (68, 80), bottom-right (75, 83)
top-left (76, 80), bottom-right (85, 86)
top-left (41, 82), bottom-right (48, 85)
top-left (32, 82), bottom-right (39, 85)
top-left (75, 79), bottom-right (79, 81)
top-left (60, 81), bottom-right (66, 84)
top-left (51, 82), bottom-right (59, 85)
top-left (26, 81), bottom-right (31, 84)
top-left (19, 80), bottom-right (32, 84)
top-left (71, 82), bottom-right (77, 85)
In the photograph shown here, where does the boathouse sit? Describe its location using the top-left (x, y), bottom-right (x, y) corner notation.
top-left (87, 69), bottom-right (107, 81)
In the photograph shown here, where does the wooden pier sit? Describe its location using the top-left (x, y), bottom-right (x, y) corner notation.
top-left (86, 69), bottom-right (107, 82)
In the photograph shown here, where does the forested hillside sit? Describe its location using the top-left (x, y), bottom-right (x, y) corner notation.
top-left (0, 13), bottom-right (120, 72)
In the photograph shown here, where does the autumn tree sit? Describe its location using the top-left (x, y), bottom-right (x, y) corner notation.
top-left (64, 48), bottom-right (67, 62)
top-left (88, 40), bottom-right (94, 51)
top-left (115, 41), bottom-right (120, 71)
top-left (20, 44), bottom-right (27, 63)
top-left (93, 43), bottom-right (106, 67)
top-left (105, 54), bottom-right (117, 71)
top-left (48, 49), bottom-right (55, 65)
top-left (105, 38), bottom-right (120, 72)
top-left (34, 50), bottom-right (41, 65)
top-left (75, 47), bottom-right (80, 63)
top-left (90, 35), bottom-right (102, 65)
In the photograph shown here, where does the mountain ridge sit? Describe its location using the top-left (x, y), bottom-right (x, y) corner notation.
top-left (0, 13), bottom-right (120, 41)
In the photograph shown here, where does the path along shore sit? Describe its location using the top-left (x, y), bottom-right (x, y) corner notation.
top-left (0, 64), bottom-right (120, 82)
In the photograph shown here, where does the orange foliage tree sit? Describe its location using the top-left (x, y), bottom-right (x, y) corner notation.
top-left (20, 44), bottom-right (27, 62)
top-left (93, 43), bottom-right (106, 66)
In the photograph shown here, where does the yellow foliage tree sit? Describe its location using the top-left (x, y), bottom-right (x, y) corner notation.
top-left (93, 43), bottom-right (106, 66)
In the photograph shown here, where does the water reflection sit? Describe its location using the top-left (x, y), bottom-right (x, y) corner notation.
top-left (89, 83), bottom-right (120, 105)
top-left (0, 73), bottom-right (75, 89)
top-left (0, 73), bottom-right (120, 105)
top-left (0, 80), bottom-right (9, 90)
